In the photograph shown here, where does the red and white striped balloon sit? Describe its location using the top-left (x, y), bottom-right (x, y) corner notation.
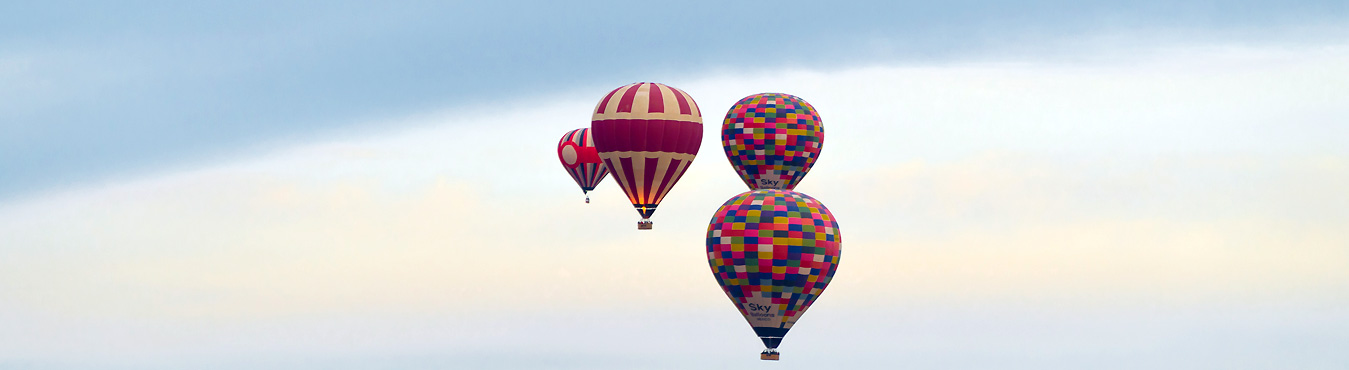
top-left (590, 82), bottom-right (703, 229)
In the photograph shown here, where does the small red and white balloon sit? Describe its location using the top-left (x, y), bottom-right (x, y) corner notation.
top-left (557, 128), bottom-right (608, 203)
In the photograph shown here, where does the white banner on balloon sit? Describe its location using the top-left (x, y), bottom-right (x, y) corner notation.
top-left (740, 294), bottom-right (782, 328)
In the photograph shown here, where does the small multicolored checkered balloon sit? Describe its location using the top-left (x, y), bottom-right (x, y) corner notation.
top-left (722, 93), bottom-right (823, 190)
top-left (707, 189), bottom-right (841, 359)
top-left (557, 128), bottom-right (608, 203)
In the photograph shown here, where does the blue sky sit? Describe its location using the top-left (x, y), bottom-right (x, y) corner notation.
top-left (2, 2), bottom-right (1349, 369)
top-left (3, 1), bottom-right (1347, 199)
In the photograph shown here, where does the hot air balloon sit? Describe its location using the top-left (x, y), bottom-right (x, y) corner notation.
top-left (722, 93), bottom-right (824, 190)
top-left (591, 82), bottom-right (703, 230)
top-left (707, 189), bottom-right (841, 360)
top-left (557, 128), bottom-right (609, 203)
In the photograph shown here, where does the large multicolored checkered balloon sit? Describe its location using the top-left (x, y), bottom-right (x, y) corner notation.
top-left (557, 128), bottom-right (608, 203)
top-left (722, 93), bottom-right (824, 190)
top-left (591, 82), bottom-right (703, 229)
top-left (707, 189), bottom-right (842, 357)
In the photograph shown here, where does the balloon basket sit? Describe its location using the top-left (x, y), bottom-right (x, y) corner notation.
top-left (585, 195), bottom-right (590, 204)
top-left (637, 219), bottom-right (653, 230)
top-left (760, 349), bottom-right (780, 361)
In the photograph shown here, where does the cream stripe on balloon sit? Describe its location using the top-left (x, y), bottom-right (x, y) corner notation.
top-left (684, 87), bottom-right (701, 117)
top-left (654, 83), bottom-right (679, 116)
top-left (631, 83), bottom-right (652, 117)
top-left (630, 153), bottom-right (647, 202)
top-left (648, 155), bottom-right (672, 203)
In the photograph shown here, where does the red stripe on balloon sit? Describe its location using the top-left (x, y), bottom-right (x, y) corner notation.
top-left (616, 83), bottom-right (642, 113)
top-left (596, 119), bottom-right (702, 155)
top-left (673, 88), bottom-right (692, 115)
top-left (647, 83), bottom-right (665, 113)
top-left (619, 156), bottom-right (638, 204)
top-left (641, 157), bottom-right (658, 204)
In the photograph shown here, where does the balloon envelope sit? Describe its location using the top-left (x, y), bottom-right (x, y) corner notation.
top-left (591, 82), bottom-right (703, 229)
top-left (721, 93), bottom-right (823, 190)
top-left (707, 189), bottom-right (842, 353)
top-left (557, 128), bottom-right (608, 202)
